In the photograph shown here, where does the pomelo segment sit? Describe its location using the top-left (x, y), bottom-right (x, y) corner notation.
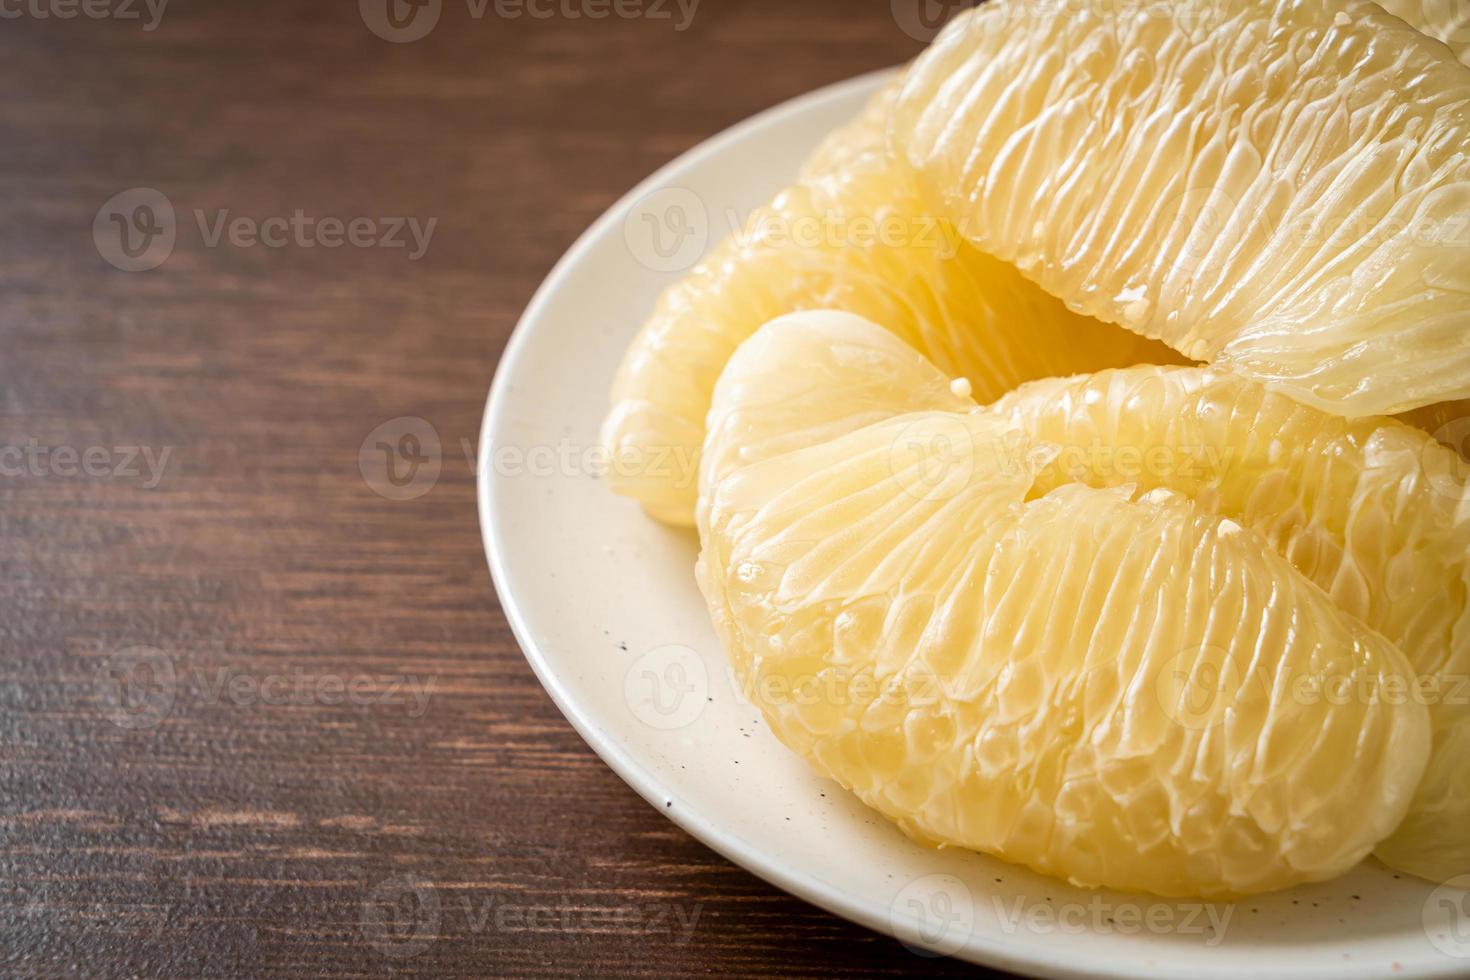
top-left (991, 366), bottom-right (1470, 882)
top-left (1400, 397), bottom-right (1470, 460)
top-left (698, 309), bottom-right (974, 526)
top-left (1376, 0), bottom-right (1470, 65)
top-left (890, 0), bottom-right (1470, 417)
top-left (602, 81), bottom-right (1181, 526)
top-left (1378, 722), bottom-right (1470, 882)
top-left (697, 312), bottom-right (1430, 897)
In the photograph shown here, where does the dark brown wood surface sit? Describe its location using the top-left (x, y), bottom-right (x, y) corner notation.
top-left (0, 0), bottom-right (1009, 976)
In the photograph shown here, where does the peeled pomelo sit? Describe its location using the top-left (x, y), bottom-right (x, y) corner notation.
top-left (890, 0), bottom-right (1470, 417)
top-left (603, 81), bottom-right (1181, 526)
top-left (1400, 397), bottom-right (1470, 459)
top-left (1376, 0), bottom-right (1470, 65)
top-left (990, 365), bottom-right (1470, 883)
top-left (697, 311), bottom-right (1430, 897)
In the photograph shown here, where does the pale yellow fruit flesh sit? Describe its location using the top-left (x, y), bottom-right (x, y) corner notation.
top-left (606, 0), bottom-right (1470, 897)
top-left (1376, 0), bottom-right (1470, 65)
top-left (697, 312), bottom-right (1431, 898)
top-left (602, 81), bottom-right (1182, 526)
top-left (891, 0), bottom-right (1470, 417)
top-left (992, 366), bottom-right (1470, 883)
top-left (1400, 397), bottom-right (1470, 459)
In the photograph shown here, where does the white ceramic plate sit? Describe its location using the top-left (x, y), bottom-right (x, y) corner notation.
top-left (478, 69), bottom-right (1470, 979)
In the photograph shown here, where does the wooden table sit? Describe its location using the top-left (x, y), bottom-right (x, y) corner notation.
top-left (0, 0), bottom-right (1007, 975)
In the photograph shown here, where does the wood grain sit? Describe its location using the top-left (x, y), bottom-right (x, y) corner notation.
top-left (0, 0), bottom-right (1014, 976)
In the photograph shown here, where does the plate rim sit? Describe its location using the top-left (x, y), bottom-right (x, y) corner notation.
top-left (475, 68), bottom-right (1465, 980)
top-left (474, 65), bottom-right (1079, 977)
